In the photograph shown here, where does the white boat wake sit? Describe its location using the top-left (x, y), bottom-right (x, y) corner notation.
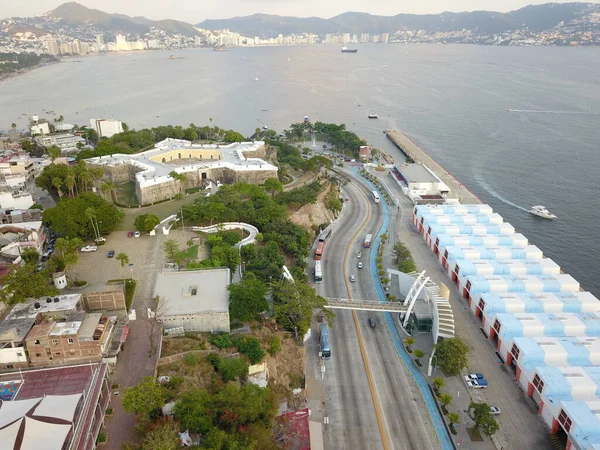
top-left (506, 109), bottom-right (600, 115)
top-left (473, 170), bottom-right (529, 213)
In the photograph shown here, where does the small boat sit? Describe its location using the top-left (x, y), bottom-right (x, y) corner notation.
top-left (530, 205), bottom-right (557, 219)
top-left (262, 109), bottom-right (268, 112)
top-left (254, 77), bottom-right (259, 81)
top-left (368, 114), bottom-right (379, 119)
top-left (341, 46), bottom-right (358, 53)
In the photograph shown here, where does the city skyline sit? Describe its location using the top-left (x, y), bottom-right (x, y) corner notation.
top-left (1, 0), bottom-right (598, 23)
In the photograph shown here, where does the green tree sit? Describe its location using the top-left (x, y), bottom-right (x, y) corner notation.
top-left (163, 239), bottom-right (180, 262)
top-left (0, 264), bottom-right (58, 305)
top-left (116, 253), bottom-right (130, 280)
top-left (64, 173), bottom-right (76, 197)
top-left (435, 337), bottom-right (469, 376)
top-left (448, 412), bottom-right (461, 427)
top-left (432, 377), bottom-right (446, 395)
top-left (263, 177), bottom-right (283, 198)
top-left (21, 140), bottom-right (32, 151)
top-left (122, 376), bottom-right (167, 417)
top-left (468, 402), bottom-right (499, 437)
top-left (47, 145), bottom-right (61, 162)
top-left (218, 356), bottom-right (249, 382)
top-left (223, 130), bottom-right (245, 143)
top-left (413, 348), bottom-right (425, 365)
top-left (272, 279), bottom-right (334, 339)
top-left (100, 180), bottom-right (115, 200)
top-left (141, 419), bottom-right (180, 450)
top-left (21, 248), bottom-right (40, 264)
top-left (228, 273), bottom-right (268, 322)
top-left (234, 336), bottom-right (266, 364)
top-left (52, 177), bottom-right (64, 198)
top-left (174, 388), bottom-right (216, 434)
top-left (439, 392), bottom-right (453, 408)
top-left (404, 337), bottom-right (415, 351)
top-left (134, 214), bottom-right (161, 233)
top-left (42, 194), bottom-right (123, 238)
top-left (168, 171), bottom-right (187, 195)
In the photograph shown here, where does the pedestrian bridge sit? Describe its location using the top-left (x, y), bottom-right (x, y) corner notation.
top-left (324, 298), bottom-right (408, 313)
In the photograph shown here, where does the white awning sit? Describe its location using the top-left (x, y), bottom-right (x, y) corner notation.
top-left (20, 416), bottom-right (72, 450)
top-left (0, 417), bottom-right (22, 448)
top-left (0, 397), bottom-right (41, 428)
top-left (33, 393), bottom-right (82, 422)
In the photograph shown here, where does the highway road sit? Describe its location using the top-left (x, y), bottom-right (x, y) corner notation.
top-left (314, 170), bottom-right (438, 450)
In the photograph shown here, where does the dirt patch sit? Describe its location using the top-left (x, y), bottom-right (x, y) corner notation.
top-left (161, 335), bottom-right (208, 357)
top-left (283, 172), bottom-right (317, 191)
top-left (289, 184), bottom-right (335, 231)
top-left (157, 357), bottom-right (215, 392)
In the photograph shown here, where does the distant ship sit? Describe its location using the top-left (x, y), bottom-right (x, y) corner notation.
top-left (368, 114), bottom-right (379, 119)
top-left (341, 46), bottom-right (358, 53)
top-left (530, 205), bottom-right (557, 220)
top-left (213, 46), bottom-right (228, 52)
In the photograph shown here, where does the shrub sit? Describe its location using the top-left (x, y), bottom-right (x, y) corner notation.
top-left (210, 333), bottom-right (234, 349)
top-left (235, 336), bottom-right (266, 364)
top-left (97, 432), bottom-right (107, 443)
top-left (218, 357), bottom-right (248, 382)
top-left (268, 335), bottom-right (281, 356)
top-left (183, 353), bottom-right (200, 366)
top-left (166, 375), bottom-right (185, 390)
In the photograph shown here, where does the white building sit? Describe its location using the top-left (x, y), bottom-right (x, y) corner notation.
top-left (89, 119), bottom-right (124, 138)
top-left (30, 122), bottom-right (50, 135)
top-left (34, 134), bottom-right (85, 151)
top-left (153, 268), bottom-right (231, 333)
top-left (0, 190), bottom-right (34, 210)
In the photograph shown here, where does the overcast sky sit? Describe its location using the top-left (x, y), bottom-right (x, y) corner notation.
top-left (0, 0), bottom-right (594, 22)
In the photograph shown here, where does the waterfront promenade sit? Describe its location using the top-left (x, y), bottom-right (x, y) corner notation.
top-left (385, 129), bottom-right (483, 205)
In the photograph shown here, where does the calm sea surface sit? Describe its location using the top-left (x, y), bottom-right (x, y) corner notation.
top-left (2, 44), bottom-right (599, 296)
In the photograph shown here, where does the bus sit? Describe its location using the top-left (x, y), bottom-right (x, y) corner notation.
top-left (314, 239), bottom-right (325, 260)
top-left (364, 234), bottom-right (372, 248)
top-left (314, 260), bottom-right (323, 283)
top-left (372, 191), bottom-right (380, 204)
top-left (319, 323), bottom-right (331, 359)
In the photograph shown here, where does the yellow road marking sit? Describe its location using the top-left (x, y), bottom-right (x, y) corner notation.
top-left (342, 180), bottom-right (391, 450)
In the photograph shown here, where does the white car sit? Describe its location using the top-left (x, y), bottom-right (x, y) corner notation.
top-left (357, 252), bottom-right (362, 258)
top-left (350, 274), bottom-right (356, 282)
top-left (80, 245), bottom-right (98, 253)
top-left (357, 262), bottom-right (363, 269)
top-left (489, 406), bottom-right (501, 415)
top-left (134, 231), bottom-right (141, 238)
top-left (466, 379), bottom-right (487, 389)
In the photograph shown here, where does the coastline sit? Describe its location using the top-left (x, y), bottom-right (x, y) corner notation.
top-left (385, 129), bottom-right (483, 205)
top-left (0, 59), bottom-right (61, 84)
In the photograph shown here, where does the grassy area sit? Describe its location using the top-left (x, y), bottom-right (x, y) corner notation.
top-left (114, 181), bottom-right (139, 206)
top-left (125, 279), bottom-right (136, 311)
top-left (175, 245), bottom-right (198, 264)
top-left (185, 187), bottom-right (203, 194)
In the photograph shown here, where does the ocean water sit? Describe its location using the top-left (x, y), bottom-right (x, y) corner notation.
top-left (1, 44), bottom-right (599, 296)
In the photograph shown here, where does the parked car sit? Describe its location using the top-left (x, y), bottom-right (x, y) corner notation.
top-left (127, 231), bottom-right (134, 238)
top-left (358, 262), bottom-right (363, 269)
top-left (489, 406), bottom-right (501, 415)
top-left (36, 262), bottom-right (45, 272)
top-left (368, 317), bottom-right (376, 328)
top-left (465, 373), bottom-right (485, 382)
top-left (80, 246), bottom-right (98, 253)
top-left (107, 250), bottom-right (115, 258)
top-left (357, 252), bottom-right (362, 258)
top-left (134, 231), bottom-right (141, 238)
top-left (466, 378), bottom-right (488, 389)
top-left (350, 274), bottom-right (356, 282)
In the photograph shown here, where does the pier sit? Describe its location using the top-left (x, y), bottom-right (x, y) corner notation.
top-left (385, 129), bottom-right (482, 205)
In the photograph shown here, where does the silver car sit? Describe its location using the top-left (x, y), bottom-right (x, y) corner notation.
top-left (350, 274), bottom-right (356, 282)
top-left (358, 262), bottom-right (363, 269)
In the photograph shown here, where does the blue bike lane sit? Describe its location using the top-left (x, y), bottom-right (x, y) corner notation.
top-left (356, 168), bottom-right (454, 450)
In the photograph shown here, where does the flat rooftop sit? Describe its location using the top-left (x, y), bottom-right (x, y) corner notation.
top-left (154, 268), bottom-right (230, 315)
top-left (398, 163), bottom-right (441, 184)
top-left (5, 294), bottom-right (82, 320)
top-left (84, 138), bottom-right (277, 188)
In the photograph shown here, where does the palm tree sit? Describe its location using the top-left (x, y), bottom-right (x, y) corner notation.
top-left (52, 177), bottom-right (64, 198)
top-left (448, 412), bottom-right (461, 427)
top-left (209, 118), bottom-right (212, 140)
top-left (64, 174), bottom-right (76, 197)
top-left (433, 377), bottom-right (446, 395)
top-left (169, 171), bottom-right (187, 195)
top-left (116, 253), bottom-right (130, 281)
top-left (439, 393), bottom-right (453, 408)
top-left (414, 349), bottom-right (425, 365)
top-left (404, 337), bottom-right (415, 352)
top-left (100, 180), bottom-right (115, 200)
top-left (47, 145), bottom-right (61, 163)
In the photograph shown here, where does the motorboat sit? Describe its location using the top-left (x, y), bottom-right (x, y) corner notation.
top-left (368, 114), bottom-right (379, 119)
top-left (530, 205), bottom-right (557, 219)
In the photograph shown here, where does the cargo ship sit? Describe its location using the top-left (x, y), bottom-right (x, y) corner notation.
top-left (341, 46), bottom-right (358, 53)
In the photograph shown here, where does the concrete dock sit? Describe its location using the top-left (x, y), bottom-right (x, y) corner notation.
top-left (385, 129), bottom-right (482, 205)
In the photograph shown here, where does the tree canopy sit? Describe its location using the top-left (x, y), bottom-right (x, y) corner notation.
top-left (134, 214), bottom-right (161, 233)
top-left (272, 279), bottom-right (334, 339)
top-left (469, 402), bottom-right (500, 437)
top-left (42, 193), bottom-right (124, 239)
top-left (435, 337), bottom-right (469, 376)
top-left (0, 264), bottom-right (58, 305)
top-left (228, 273), bottom-right (268, 322)
top-left (122, 376), bottom-right (167, 418)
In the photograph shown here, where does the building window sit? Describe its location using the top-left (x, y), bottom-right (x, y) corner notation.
top-left (427, 226), bottom-right (431, 235)
top-left (420, 217), bottom-right (424, 225)
top-left (443, 250), bottom-right (448, 259)
top-left (465, 280), bottom-right (472, 292)
top-left (532, 374), bottom-right (544, 393)
top-left (55, 352), bottom-right (61, 356)
top-left (68, 338), bottom-right (74, 344)
top-left (493, 319), bottom-right (501, 334)
top-left (6, 364), bottom-right (14, 369)
top-left (189, 286), bottom-right (198, 296)
top-left (510, 343), bottom-right (520, 361)
top-left (35, 353), bottom-right (41, 358)
top-left (52, 340), bottom-right (58, 346)
top-left (558, 409), bottom-right (572, 433)
top-left (478, 299), bottom-right (485, 312)
top-left (455, 265), bottom-right (460, 275)
top-left (16, 352), bottom-right (22, 357)
top-left (34, 339), bottom-right (40, 345)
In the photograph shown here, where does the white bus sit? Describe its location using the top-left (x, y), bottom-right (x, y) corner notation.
top-left (363, 234), bottom-right (373, 248)
top-left (314, 260), bottom-right (323, 283)
top-left (372, 191), bottom-right (380, 204)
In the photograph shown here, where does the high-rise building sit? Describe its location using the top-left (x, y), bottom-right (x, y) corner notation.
top-left (96, 34), bottom-right (105, 46)
top-left (45, 38), bottom-right (59, 55)
top-left (382, 33), bottom-right (389, 44)
top-left (116, 34), bottom-right (129, 51)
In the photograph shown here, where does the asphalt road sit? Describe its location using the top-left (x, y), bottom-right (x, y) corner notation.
top-left (315, 171), bottom-right (438, 450)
